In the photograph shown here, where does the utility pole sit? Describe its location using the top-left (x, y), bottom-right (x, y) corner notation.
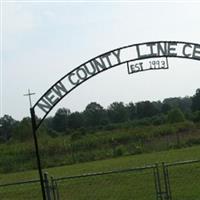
top-left (24, 89), bottom-right (46, 200)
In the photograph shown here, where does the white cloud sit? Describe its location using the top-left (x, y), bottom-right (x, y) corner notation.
top-left (4, 4), bottom-right (37, 34)
top-left (2, 2), bottom-right (200, 120)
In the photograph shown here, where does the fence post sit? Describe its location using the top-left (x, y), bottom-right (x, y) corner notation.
top-left (50, 177), bottom-right (56, 200)
top-left (164, 164), bottom-right (172, 200)
top-left (44, 172), bottom-right (51, 200)
top-left (162, 163), bottom-right (172, 200)
top-left (51, 177), bottom-right (60, 200)
top-left (153, 164), bottom-right (163, 200)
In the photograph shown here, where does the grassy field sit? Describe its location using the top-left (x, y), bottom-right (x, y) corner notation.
top-left (1, 121), bottom-right (199, 174)
top-left (1, 145), bottom-right (200, 199)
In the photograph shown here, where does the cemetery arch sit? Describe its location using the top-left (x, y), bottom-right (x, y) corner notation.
top-left (32, 41), bottom-right (200, 129)
top-left (30, 41), bottom-right (200, 200)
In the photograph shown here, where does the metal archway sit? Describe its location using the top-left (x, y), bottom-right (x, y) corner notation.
top-left (30, 41), bottom-right (200, 200)
top-left (33, 40), bottom-right (200, 130)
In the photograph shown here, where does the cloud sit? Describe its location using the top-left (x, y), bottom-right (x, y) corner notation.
top-left (42, 10), bottom-right (55, 19)
top-left (4, 4), bottom-right (37, 34)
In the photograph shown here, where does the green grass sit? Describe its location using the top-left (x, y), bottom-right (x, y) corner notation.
top-left (1, 145), bottom-right (200, 199)
top-left (1, 145), bottom-right (200, 182)
top-left (57, 170), bottom-right (156, 200)
top-left (167, 163), bottom-right (200, 200)
top-left (1, 121), bottom-right (199, 174)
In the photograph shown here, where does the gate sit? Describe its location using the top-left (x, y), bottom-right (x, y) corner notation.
top-left (1, 160), bottom-right (200, 199)
top-left (53, 165), bottom-right (158, 200)
top-left (44, 172), bottom-right (60, 200)
top-left (154, 163), bottom-right (172, 200)
top-left (163, 160), bottom-right (200, 200)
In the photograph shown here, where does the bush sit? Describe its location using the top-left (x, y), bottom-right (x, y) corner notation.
top-left (168, 108), bottom-right (185, 123)
top-left (186, 138), bottom-right (200, 146)
top-left (71, 131), bottom-right (83, 141)
top-left (152, 125), bottom-right (176, 136)
top-left (151, 115), bottom-right (167, 125)
top-left (192, 111), bottom-right (200, 122)
top-left (175, 121), bottom-right (195, 132)
top-left (113, 145), bottom-right (124, 157)
top-left (103, 124), bottom-right (116, 131)
top-left (47, 129), bottom-right (59, 138)
top-left (132, 118), bottom-right (152, 126)
top-left (127, 143), bottom-right (143, 155)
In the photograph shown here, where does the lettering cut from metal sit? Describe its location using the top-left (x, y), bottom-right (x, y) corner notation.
top-left (33, 41), bottom-right (200, 129)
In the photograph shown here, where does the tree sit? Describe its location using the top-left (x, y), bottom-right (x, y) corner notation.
top-left (192, 88), bottom-right (200, 111)
top-left (163, 97), bottom-right (192, 113)
top-left (68, 112), bottom-right (83, 129)
top-left (13, 117), bottom-right (32, 141)
top-left (152, 101), bottom-right (162, 113)
top-left (43, 117), bottom-right (53, 129)
top-left (126, 102), bottom-right (136, 120)
top-left (168, 108), bottom-right (185, 123)
top-left (163, 97), bottom-right (180, 108)
top-left (161, 103), bottom-right (172, 114)
top-left (136, 101), bottom-right (159, 118)
top-left (52, 108), bottom-right (71, 132)
top-left (0, 115), bottom-right (16, 142)
top-left (83, 102), bottom-right (106, 127)
top-left (108, 102), bottom-right (128, 123)
top-left (192, 111), bottom-right (200, 122)
top-left (179, 97), bottom-right (192, 113)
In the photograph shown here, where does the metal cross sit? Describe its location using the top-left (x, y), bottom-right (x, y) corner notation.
top-left (24, 89), bottom-right (36, 108)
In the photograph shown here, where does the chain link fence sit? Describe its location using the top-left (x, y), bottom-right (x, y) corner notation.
top-left (164, 160), bottom-right (200, 200)
top-left (0, 179), bottom-right (41, 200)
top-left (54, 165), bottom-right (157, 200)
top-left (0, 160), bottom-right (200, 200)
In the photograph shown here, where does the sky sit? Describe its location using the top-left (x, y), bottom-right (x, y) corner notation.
top-left (1, 1), bottom-right (200, 120)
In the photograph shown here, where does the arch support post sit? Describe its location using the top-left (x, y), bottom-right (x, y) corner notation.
top-left (30, 108), bottom-right (46, 200)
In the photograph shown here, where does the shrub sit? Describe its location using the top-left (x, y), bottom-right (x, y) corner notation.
top-left (47, 129), bottom-right (59, 138)
top-left (151, 114), bottom-right (167, 125)
top-left (192, 111), bottom-right (200, 122)
top-left (71, 131), bottom-right (83, 141)
top-left (185, 138), bottom-right (200, 146)
top-left (168, 108), bottom-right (185, 123)
top-left (113, 145), bottom-right (124, 157)
top-left (152, 125), bottom-right (176, 136)
top-left (175, 121), bottom-right (195, 132)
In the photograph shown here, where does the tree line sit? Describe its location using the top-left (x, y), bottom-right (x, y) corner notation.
top-left (0, 88), bottom-right (200, 142)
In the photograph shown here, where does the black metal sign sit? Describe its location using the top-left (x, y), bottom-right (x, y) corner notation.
top-left (127, 57), bottom-right (169, 74)
top-left (33, 41), bottom-right (200, 128)
top-left (29, 40), bottom-right (200, 200)
top-left (32, 41), bottom-right (200, 129)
